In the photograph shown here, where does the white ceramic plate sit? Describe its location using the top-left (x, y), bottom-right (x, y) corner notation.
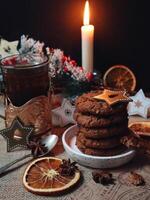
top-left (62, 125), bottom-right (136, 169)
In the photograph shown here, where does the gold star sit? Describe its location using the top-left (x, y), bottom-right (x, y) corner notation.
top-left (93, 89), bottom-right (131, 105)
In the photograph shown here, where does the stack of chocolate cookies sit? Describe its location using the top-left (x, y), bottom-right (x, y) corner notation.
top-left (74, 90), bottom-right (130, 156)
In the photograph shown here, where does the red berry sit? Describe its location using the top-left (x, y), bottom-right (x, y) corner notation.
top-left (10, 57), bottom-right (17, 65)
top-left (20, 60), bottom-right (28, 65)
top-left (62, 56), bottom-right (68, 63)
top-left (70, 60), bottom-right (76, 66)
top-left (63, 66), bottom-right (68, 72)
top-left (86, 72), bottom-right (93, 81)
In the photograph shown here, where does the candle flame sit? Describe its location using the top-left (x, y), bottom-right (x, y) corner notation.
top-left (84, 1), bottom-right (90, 25)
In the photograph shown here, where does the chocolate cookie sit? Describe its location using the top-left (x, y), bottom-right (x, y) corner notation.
top-left (75, 90), bottom-right (128, 116)
top-left (121, 134), bottom-right (150, 153)
top-left (79, 122), bottom-right (128, 139)
top-left (77, 132), bottom-right (122, 149)
top-left (74, 111), bottom-right (128, 128)
top-left (77, 140), bottom-right (126, 156)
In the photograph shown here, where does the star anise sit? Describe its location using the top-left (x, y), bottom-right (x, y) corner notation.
top-left (27, 137), bottom-right (48, 158)
top-left (92, 171), bottom-right (115, 185)
top-left (59, 159), bottom-right (78, 176)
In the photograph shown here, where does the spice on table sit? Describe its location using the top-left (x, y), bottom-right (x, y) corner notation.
top-left (27, 138), bottom-right (48, 158)
top-left (59, 159), bottom-right (78, 176)
top-left (92, 171), bottom-right (115, 185)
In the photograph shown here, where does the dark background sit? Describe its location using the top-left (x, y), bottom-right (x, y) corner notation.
top-left (0, 0), bottom-right (150, 91)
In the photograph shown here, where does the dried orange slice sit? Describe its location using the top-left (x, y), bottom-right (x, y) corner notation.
top-left (23, 157), bottom-right (80, 195)
top-left (103, 65), bottom-right (136, 93)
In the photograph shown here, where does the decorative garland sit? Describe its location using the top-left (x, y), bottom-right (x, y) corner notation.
top-left (47, 48), bottom-right (94, 96)
top-left (47, 48), bottom-right (93, 82)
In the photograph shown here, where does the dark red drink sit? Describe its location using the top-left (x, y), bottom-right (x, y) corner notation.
top-left (0, 55), bottom-right (49, 106)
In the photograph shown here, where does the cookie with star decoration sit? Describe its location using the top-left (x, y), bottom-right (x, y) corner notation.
top-left (93, 89), bottom-right (132, 106)
top-left (75, 89), bottom-right (131, 117)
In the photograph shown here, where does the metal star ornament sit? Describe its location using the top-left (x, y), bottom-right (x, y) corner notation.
top-left (93, 89), bottom-right (131, 105)
top-left (52, 98), bottom-right (75, 127)
top-left (0, 117), bottom-right (34, 152)
top-left (128, 89), bottom-right (150, 118)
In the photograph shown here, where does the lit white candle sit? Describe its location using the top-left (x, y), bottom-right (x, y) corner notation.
top-left (81, 1), bottom-right (94, 73)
